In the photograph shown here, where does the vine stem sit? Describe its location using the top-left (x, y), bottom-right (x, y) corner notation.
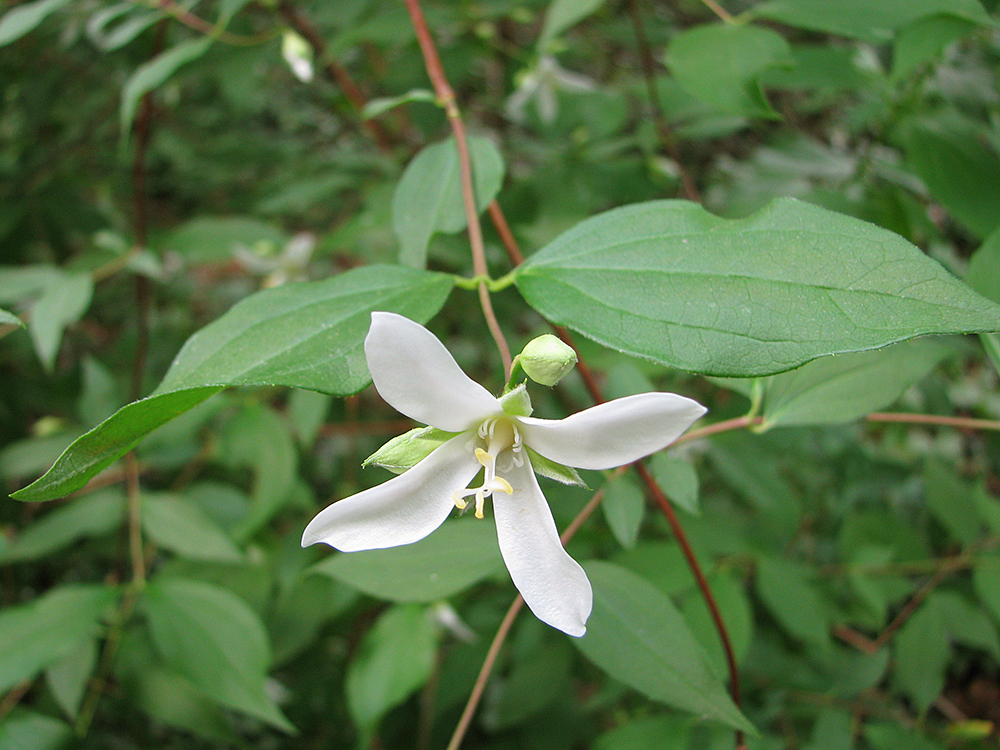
top-left (403, 0), bottom-right (512, 377)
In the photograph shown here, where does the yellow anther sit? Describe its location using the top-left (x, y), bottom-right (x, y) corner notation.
top-left (475, 447), bottom-right (492, 467)
top-left (475, 493), bottom-right (485, 519)
top-left (495, 477), bottom-right (513, 495)
top-left (452, 492), bottom-right (468, 510)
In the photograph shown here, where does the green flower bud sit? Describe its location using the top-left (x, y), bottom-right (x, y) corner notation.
top-left (517, 334), bottom-right (577, 386)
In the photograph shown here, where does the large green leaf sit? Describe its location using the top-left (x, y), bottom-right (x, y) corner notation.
top-left (311, 518), bottom-right (505, 602)
top-left (143, 577), bottom-right (294, 732)
top-left (12, 265), bottom-right (453, 502)
top-left (0, 585), bottom-right (117, 693)
top-left (752, 0), bottom-right (993, 42)
top-left (666, 24), bottom-right (792, 118)
top-left (575, 561), bottom-right (754, 733)
top-left (392, 137), bottom-right (505, 268)
top-left (515, 198), bottom-right (1000, 377)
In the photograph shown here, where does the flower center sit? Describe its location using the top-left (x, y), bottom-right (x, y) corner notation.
top-left (452, 416), bottom-right (524, 519)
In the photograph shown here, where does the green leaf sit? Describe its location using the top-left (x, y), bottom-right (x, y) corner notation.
top-left (0, 306), bottom-right (22, 339)
top-left (312, 519), bottom-right (505, 602)
top-left (132, 668), bottom-right (241, 744)
top-left (155, 266), bottom-right (452, 394)
top-left (392, 137), bottom-right (505, 268)
top-left (11, 387), bottom-right (222, 503)
top-left (0, 490), bottom-right (124, 562)
top-left (892, 595), bottom-right (949, 711)
top-left (666, 24), bottom-right (792, 119)
top-left (143, 577), bottom-right (294, 732)
top-left (0, 585), bottom-right (116, 693)
top-left (28, 272), bottom-right (93, 371)
top-left (161, 216), bottom-right (287, 263)
top-left (755, 557), bottom-right (831, 648)
top-left (142, 493), bottom-right (243, 562)
top-left (515, 198), bottom-right (1000, 377)
top-left (752, 0), bottom-right (993, 42)
top-left (491, 640), bottom-right (573, 728)
top-left (12, 266), bottom-right (453, 502)
top-left (288, 388), bottom-right (332, 446)
top-left (904, 120), bottom-right (1000, 239)
top-left (967, 227), bottom-right (1000, 304)
top-left (648, 454), bottom-right (700, 515)
top-left (679, 571), bottom-right (754, 677)
top-left (593, 714), bottom-right (692, 750)
top-left (601, 476), bottom-right (645, 548)
top-left (575, 561), bottom-right (755, 733)
top-left (760, 339), bottom-right (952, 428)
top-left (45, 637), bottom-right (98, 720)
top-left (539, 0), bottom-right (607, 50)
top-left (0, 0), bottom-right (70, 46)
top-left (866, 722), bottom-right (947, 750)
top-left (217, 404), bottom-right (297, 542)
top-left (0, 710), bottom-right (73, 750)
top-left (891, 14), bottom-right (978, 82)
top-left (345, 604), bottom-right (438, 734)
top-left (973, 554), bottom-right (1000, 623)
top-left (922, 461), bottom-right (983, 547)
top-left (362, 88), bottom-right (435, 120)
top-left (121, 37), bottom-right (213, 134)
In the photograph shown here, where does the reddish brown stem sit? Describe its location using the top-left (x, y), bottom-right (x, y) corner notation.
top-left (403, 0), bottom-right (512, 376)
top-left (488, 201), bottom-right (524, 266)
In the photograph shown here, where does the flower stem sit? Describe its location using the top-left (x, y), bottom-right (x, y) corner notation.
top-left (403, 0), bottom-right (512, 377)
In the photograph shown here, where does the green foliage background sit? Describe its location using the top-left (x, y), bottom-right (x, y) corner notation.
top-left (3, 0), bottom-right (1000, 748)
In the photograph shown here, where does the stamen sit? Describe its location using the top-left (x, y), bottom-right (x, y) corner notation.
top-left (451, 492), bottom-right (468, 510)
top-left (475, 447), bottom-right (492, 468)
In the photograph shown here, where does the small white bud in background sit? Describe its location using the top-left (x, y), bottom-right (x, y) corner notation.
top-left (282, 30), bottom-right (314, 83)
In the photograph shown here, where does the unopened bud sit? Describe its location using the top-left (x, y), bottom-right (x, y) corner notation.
top-left (517, 335), bottom-right (577, 386)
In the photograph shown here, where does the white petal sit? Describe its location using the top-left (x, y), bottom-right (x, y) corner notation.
top-left (493, 457), bottom-right (592, 637)
top-left (302, 434), bottom-right (480, 551)
top-left (517, 392), bottom-right (706, 470)
top-left (365, 312), bottom-right (500, 432)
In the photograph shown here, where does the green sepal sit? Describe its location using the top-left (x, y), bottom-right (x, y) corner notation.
top-left (526, 446), bottom-right (586, 488)
top-left (362, 426), bottom-right (459, 474)
top-left (499, 383), bottom-right (533, 417)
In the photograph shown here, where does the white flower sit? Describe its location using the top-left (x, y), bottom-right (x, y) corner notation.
top-left (234, 233), bottom-right (315, 288)
top-left (302, 312), bottom-right (706, 636)
top-left (505, 55), bottom-right (596, 124)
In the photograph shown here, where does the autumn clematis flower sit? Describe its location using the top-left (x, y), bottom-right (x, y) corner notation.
top-left (302, 312), bottom-right (706, 636)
